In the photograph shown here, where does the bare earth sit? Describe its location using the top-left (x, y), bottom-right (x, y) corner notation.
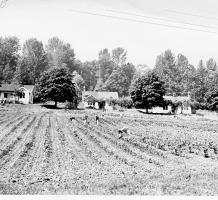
top-left (0, 104), bottom-right (218, 195)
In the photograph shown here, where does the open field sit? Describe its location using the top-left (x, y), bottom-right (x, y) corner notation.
top-left (0, 104), bottom-right (218, 195)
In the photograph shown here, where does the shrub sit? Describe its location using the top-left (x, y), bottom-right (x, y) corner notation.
top-left (65, 101), bottom-right (77, 109)
top-left (108, 97), bottom-right (133, 109)
top-left (117, 97), bottom-right (133, 109)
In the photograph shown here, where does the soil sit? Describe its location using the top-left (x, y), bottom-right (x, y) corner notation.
top-left (0, 104), bottom-right (218, 195)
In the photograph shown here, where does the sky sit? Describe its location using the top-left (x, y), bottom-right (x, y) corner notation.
top-left (0, 0), bottom-right (218, 68)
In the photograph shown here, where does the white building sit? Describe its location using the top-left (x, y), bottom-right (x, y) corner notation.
top-left (18, 85), bottom-right (35, 104)
top-left (149, 94), bottom-right (192, 114)
top-left (0, 84), bottom-right (35, 104)
top-left (82, 91), bottom-right (119, 110)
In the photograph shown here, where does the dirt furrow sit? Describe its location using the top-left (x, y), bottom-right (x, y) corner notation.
top-left (22, 114), bottom-right (52, 193)
top-left (7, 112), bottom-right (48, 185)
top-left (0, 115), bottom-right (31, 147)
top-left (0, 115), bottom-right (38, 181)
top-left (57, 116), bottom-right (118, 168)
top-left (70, 118), bottom-right (152, 172)
top-left (0, 111), bottom-right (22, 125)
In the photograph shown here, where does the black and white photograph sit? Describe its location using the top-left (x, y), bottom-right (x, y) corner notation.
top-left (0, 0), bottom-right (218, 196)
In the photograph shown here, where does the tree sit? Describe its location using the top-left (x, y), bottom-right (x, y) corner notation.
top-left (205, 88), bottom-right (218, 110)
top-left (103, 63), bottom-right (135, 96)
top-left (206, 58), bottom-right (217, 72)
top-left (111, 47), bottom-right (127, 67)
top-left (176, 54), bottom-right (196, 95)
top-left (194, 60), bottom-right (208, 102)
top-left (80, 61), bottom-right (98, 91)
top-left (130, 72), bottom-right (166, 113)
top-left (94, 77), bottom-right (105, 91)
top-left (38, 67), bottom-right (78, 108)
top-left (46, 37), bottom-right (77, 72)
top-left (72, 71), bottom-right (85, 101)
top-left (153, 49), bottom-right (177, 94)
top-left (18, 38), bottom-right (48, 84)
top-left (0, 36), bottom-right (20, 84)
top-left (98, 48), bottom-right (114, 82)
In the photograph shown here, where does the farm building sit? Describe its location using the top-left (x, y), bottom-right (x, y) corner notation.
top-left (81, 91), bottom-right (119, 110)
top-left (151, 94), bottom-right (192, 114)
top-left (0, 84), bottom-right (35, 104)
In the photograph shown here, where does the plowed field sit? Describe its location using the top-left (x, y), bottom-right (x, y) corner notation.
top-left (0, 104), bottom-right (218, 195)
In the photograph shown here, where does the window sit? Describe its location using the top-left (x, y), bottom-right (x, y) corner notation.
top-left (4, 93), bottom-right (8, 98)
top-left (19, 92), bottom-right (25, 99)
top-left (163, 106), bottom-right (168, 110)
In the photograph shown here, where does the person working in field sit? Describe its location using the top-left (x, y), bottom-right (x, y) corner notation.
top-left (83, 115), bottom-right (89, 125)
top-left (118, 127), bottom-right (130, 139)
top-left (96, 115), bottom-right (99, 125)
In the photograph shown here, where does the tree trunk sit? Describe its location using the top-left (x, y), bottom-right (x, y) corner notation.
top-left (55, 101), bottom-right (57, 108)
top-left (146, 107), bottom-right (148, 114)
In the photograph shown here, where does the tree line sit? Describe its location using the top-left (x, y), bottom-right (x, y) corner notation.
top-left (0, 36), bottom-right (217, 109)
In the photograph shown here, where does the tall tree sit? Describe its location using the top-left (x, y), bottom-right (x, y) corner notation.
top-left (18, 38), bottom-right (48, 84)
top-left (176, 54), bottom-right (196, 95)
top-left (103, 63), bottom-right (135, 96)
top-left (130, 72), bottom-right (166, 113)
top-left (46, 37), bottom-right (76, 72)
top-left (0, 36), bottom-right (20, 84)
top-left (153, 49), bottom-right (177, 94)
top-left (38, 67), bottom-right (78, 108)
top-left (80, 61), bottom-right (98, 91)
top-left (194, 60), bottom-right (208, 102)
top-left (72, 71), bottom-right (85, 100)
top-left (98, 48), bottom-right (114, 82)
top-left (111, 47), bottom-right (127, 67)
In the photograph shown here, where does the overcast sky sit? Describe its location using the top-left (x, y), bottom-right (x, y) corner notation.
top-left (0, 0), bottom-right (218, 67)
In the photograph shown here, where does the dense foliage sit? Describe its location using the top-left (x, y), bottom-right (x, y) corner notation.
top-left (1, 35), bottom-right (218, 110)
top-left (130, 72), bottom-right (166, 112)
top-left (37, 68), bottom-right (78, 108)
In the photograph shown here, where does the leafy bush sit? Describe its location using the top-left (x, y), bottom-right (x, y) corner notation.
top-left (109, 97), bottom-right (133, 109)
top-left (191, 101), bottom-right (209, 110)
top-left (65, 101), bottom-right (77, 109)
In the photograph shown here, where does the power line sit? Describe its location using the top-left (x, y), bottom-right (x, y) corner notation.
top-left (106, 9), bottom-right (218, 30)
top-left (68, 9), bottom-right (218, 35)
top-left (165, 9), bottom-right (218, 21)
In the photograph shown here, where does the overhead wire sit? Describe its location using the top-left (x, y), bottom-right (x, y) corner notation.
top-left (68, 9), bottom-right (218, 35)
top-left (164, 9), bottom-right (218, 21)
top-left (106, 9), bottom-right (218, 30)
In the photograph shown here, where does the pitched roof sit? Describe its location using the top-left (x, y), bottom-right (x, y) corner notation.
top-left (82, 91), bottom-right (119, 101)
top-left (164, 95), bottom-right (190, 103)
top-left (0, 84), bottom-right (35, 93)
top-left (21, 85), bottom-right (35, 93)
top-left (0, 84), bottom-right (18, 92)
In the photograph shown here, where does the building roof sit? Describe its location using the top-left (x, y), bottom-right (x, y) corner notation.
top-left (0, 84), bottom-right (18, 92)
top-left (164, 95), bottom-right (190, 103)
top-left (0, 84), bottom-right (35, 93)
top-left (82, 91), bottom-right (119, 101)
top-left (21, 85), bottom-right (35, 93)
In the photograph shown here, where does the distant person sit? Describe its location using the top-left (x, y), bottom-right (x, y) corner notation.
top-left (70, 116), bottom-right (75, 121)
top-left (96, 115), bottom-right (99, 125)
top-left (83, 115), bottom-right (88, 125)
top-left (118, 127), bottom-right (130, 139)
